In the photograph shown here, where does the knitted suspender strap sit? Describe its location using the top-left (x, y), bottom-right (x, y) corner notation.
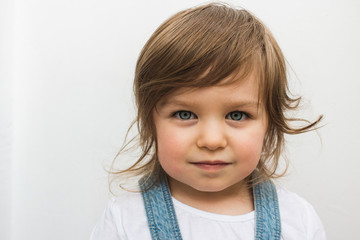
top-left (253, 180), bottom-right (282, 240)
top-left (139, 174), bottom-right (183, 240)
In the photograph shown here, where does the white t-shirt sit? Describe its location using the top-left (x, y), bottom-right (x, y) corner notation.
top-left (90, 186), bottom-right (326, 240)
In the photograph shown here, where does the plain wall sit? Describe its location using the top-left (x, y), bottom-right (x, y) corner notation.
top-left (2, 0), bottom-right (360, 239)
top-left (0, 0), bottom-right (13, 239)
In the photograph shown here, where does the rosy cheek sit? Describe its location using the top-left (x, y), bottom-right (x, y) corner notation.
top-left (158, 128), bottom-right (189, 151)
top-left (157, 134), bottom-right (182, 161)
top-left (158, 136), bottom-right (180, 156)
top-left (157, 146), bottom-right (184, 176)
top-left (234, 135), bottom-right (263, 161)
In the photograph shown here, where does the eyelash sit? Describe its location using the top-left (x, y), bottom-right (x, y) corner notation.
top-left (173, 111), bottom-right (197, 120)
top-left (225, 111), bottom-right (248, 121)
top-left (172, 111), bottom-right (249, 121)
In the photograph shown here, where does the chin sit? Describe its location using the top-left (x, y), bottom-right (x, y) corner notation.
top-left (191, 184), bottom-right (229, 193)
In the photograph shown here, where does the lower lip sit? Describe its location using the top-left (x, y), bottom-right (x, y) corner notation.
top-left (192, 163), bottom-right (230, 171)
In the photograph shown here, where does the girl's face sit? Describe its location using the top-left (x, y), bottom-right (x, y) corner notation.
top-left (153, 73), bottom-right (267, 197)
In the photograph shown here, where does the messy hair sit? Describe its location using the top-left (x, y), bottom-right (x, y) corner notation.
top-left (110, 3), bottom-right (322, 188)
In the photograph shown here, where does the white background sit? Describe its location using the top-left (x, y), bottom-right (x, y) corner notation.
top-left (1, 0), bottom-right (360, 239)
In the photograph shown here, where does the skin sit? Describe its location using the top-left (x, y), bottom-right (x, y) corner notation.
top-left (153, 74), bottom-right (268, 215)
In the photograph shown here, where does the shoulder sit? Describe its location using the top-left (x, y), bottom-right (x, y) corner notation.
top-left (108, 190), bottom-right (145, 218)
top-left (90, 191), bottom-right (150, 240)
top-left (276, 185), bottom-right (327, 240)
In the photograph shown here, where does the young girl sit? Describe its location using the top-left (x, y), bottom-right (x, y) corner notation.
top-left (90, 3), bottom-right (326, 240)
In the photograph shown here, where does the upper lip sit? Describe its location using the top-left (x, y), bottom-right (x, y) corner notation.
top-left (191, 160), bottom-right (230, 165)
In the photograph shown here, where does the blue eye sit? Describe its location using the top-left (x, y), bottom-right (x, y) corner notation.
top-left (226, 111), bottom-right (246, 121)
top-left (174, 111), bottom-right (196, 120)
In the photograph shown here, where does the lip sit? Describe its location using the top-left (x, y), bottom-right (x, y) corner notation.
top-left (191, 160), bottom-right (231, 171)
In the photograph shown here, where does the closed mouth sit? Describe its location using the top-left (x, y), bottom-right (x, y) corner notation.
top-left (192, 161), bottom-right (230, 165)
top-left (190, 161), bottom-right (231, 170)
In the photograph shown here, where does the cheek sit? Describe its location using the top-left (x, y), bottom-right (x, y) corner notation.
top-left (157, 129), bottom-right (186, 156)
top-left (156, 126), bottom-right (191, 171)
top-left (233, 129), bottom-right (266, 161)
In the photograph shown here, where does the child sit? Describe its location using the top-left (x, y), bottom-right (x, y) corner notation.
top-left (90, 3), bottom-right (326, 240)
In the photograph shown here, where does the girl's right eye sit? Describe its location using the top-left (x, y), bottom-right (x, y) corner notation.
top-left (174, 111), bottom-right (196, 120)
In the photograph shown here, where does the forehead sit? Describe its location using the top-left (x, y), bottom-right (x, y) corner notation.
top-left (158, 72), bottom-right (261, 107)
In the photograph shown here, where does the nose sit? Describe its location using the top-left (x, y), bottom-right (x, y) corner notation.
top-left (196, 120), bottom-right (227, 151)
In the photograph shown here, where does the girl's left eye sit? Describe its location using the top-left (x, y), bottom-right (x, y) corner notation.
top-left (226, 111), bottom-right (247, 121)
top-left (174, 111), bottom-right (196, 120)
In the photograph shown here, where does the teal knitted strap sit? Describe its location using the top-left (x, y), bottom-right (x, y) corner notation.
top-left (253, 180), bottom-right (281, 240)
top-left (140, 174), bottom-right (183, 240)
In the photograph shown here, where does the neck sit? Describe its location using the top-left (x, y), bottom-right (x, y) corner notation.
top-left (168, 177), bottom-right (254, 215)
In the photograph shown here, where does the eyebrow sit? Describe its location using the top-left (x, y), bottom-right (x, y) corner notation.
top-left (160, 100), bottom-right (194, 108)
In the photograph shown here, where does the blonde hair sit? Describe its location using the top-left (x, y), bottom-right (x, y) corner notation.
top-left (111, 3), bottom-right (322, 188)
